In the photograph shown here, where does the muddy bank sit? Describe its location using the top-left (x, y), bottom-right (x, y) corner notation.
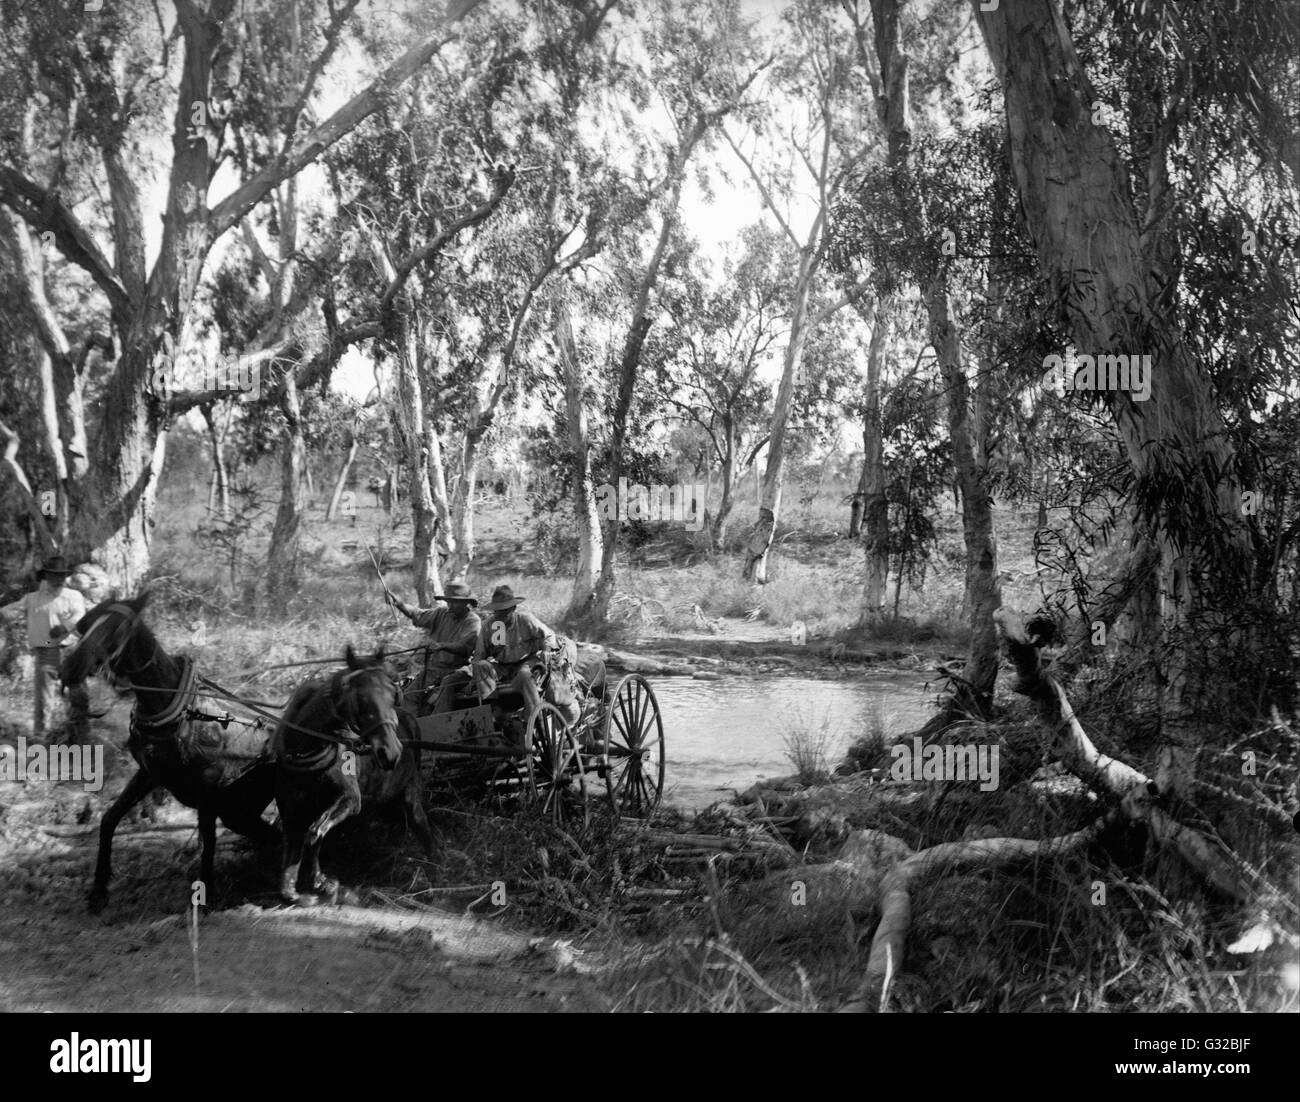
top-left (596, 634), bottom-right (958, 679)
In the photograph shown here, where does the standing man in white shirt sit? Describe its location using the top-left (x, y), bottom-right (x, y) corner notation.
top-left (1, 555), bottom-right (89, 742)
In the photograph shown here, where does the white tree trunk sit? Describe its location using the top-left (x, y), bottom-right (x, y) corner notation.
top-left (743, 249), bottom-right (815, 583)
top-left (325, 431), bottom-right (358, 521)
top-left (558, 310), bottom-right (603, 622)
top-left (931, 287), bottom-right (1001, 705)
top-left (265, 373), bottom-right (307, 613)
top-left (394, 329), bottom-right (441, 605)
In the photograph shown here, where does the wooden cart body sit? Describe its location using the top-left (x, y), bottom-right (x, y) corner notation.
top-left (403, 668), bottom-right (665, 825)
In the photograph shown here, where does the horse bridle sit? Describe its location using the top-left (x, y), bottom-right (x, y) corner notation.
top-left (74, 602), bottom-right (154, 678)
top-left (327, 666), bottom-right (400, 747)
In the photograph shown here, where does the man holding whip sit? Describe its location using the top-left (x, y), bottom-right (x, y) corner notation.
top-left (376, 552), bottom-right (481, 712)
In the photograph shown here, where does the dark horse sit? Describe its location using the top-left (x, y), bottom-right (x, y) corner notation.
top-left (60, 593), bottom-right (277, 913)
top-left (273, 647), bottom-right (433, 905)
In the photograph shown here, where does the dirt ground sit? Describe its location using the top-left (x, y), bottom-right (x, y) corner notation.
top-left (0, 784), bottom-right (610, 1013)
top-left (0, 678), bottom-right (614, 1014)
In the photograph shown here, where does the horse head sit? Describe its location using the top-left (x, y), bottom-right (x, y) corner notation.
top-left (333, 644), bottom-right (403, 770)
top-left (61, 591), bottom-right (152, 687)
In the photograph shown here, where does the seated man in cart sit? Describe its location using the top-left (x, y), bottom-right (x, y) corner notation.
top-left (435, 584), bottom-right (579, 744)
top-left (385, 580), bottom-right (481, 713)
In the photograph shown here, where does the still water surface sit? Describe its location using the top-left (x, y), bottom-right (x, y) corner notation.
top-left (651, 671), bottom-right (937, 811)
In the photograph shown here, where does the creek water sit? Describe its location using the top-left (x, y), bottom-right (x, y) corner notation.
top-left (651, 670), bottom-right (938, 811)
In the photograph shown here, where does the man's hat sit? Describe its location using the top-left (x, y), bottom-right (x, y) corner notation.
top-left (436, 580), bottom-right (478, 606)
top-left (483, 584), bottom-right (524, 612)
top-left (37, 555), bottom-right (72, 580)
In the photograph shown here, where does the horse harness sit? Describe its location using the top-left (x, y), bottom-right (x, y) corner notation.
top-left (276, 668), bottom-right (395, 775)
top-left (93, 603), bottom-right (386, 773)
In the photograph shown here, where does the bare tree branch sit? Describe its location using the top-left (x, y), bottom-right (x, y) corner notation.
top-left (722, 128), bottom-right (801, 249)
top-left (811, 278), bottom-right (873, 327)
top-left (0, 167), bottom-right (133, 325)
top-left (378, 164), bottom-right (516, 316)
top-left (208, 1), bottom-right (484, 239)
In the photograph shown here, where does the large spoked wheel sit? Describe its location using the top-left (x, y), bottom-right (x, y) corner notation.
top-left (601, 674), bottom-right (665, 817)
top-left (525, 702), bottom-right (589, 829)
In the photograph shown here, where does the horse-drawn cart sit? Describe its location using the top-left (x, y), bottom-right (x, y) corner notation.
top-left (404, 659), bottom-right (666, 827)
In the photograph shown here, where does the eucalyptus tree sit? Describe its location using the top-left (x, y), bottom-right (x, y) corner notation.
top-left (970, 0), bottom-right (1300, 713)
top-left (569, 0), bottom-right (771, 624)
top-left (835, 0), bottom-right (1011, 711)
top-left (0, 0), bottom-right (482, 590)
top-left (843, 299), bottom-right (891, 614)
top-left (721, 0), bottom-right (877, 583)
top-left (432, 0), bottom-right (633, 588)
top-left (289, 0), bottom-right (602, 603)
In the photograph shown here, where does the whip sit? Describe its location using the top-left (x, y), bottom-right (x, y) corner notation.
top-left (364, 540), bottom-right (402, 627)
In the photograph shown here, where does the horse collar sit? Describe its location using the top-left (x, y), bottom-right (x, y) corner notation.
top-left (133, 656), bottom-right (198, 732)
top-left (281, 739), bottom-right (340, 774)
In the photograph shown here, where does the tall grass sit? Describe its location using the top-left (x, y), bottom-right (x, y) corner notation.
top-left (778, 706), bottom-right (847, 786)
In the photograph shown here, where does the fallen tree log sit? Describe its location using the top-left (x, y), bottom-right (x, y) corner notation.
top-left (731, 829), bottom-right (917, 943)
top-left (992, 607), bottom-right (1264, 903)
top-left (838, 606), bottom-right (1284, 1013)
top-left (839, 818), bottom-right (1105, 1012)
top-left (603, 648), bottom-right (695, 676)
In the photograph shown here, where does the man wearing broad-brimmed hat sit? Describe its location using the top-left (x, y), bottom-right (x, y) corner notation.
top-left (0, 555), bottom-right (89, 742)
top-left (386, 580), bottom-right (481, 712)
top-left (458, 584), bottom-right (566, 737)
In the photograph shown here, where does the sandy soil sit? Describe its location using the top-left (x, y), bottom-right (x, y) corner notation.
top-left (0, 822), bottom-right (609, 1012)
top-left (0, 734), bottom-right (609, 1013)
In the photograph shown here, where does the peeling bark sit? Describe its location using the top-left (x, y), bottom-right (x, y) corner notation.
top-left (970, 0), bottom-right (1254, 704)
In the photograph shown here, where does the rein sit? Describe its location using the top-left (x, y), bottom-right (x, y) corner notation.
top-left (229, 645), bottom-right (425, 683)
top-left (199, 674), bottom-right (372, 751)
top-left (76, 601), bottom-right (401, 768)
top-left (272, 668), bottom-right (396, 774)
